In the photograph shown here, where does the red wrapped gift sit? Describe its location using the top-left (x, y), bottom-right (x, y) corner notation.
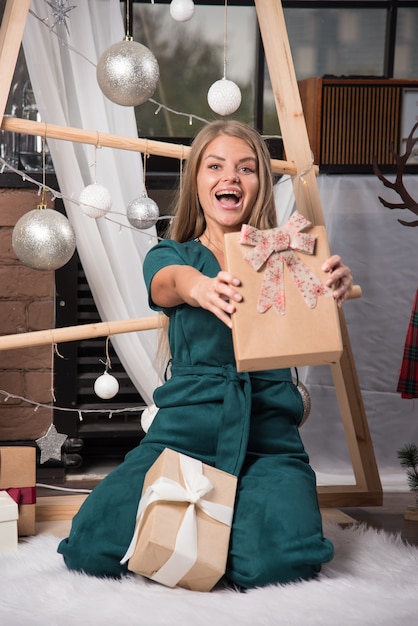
top-left (0, 447), bottom-right (36, 536)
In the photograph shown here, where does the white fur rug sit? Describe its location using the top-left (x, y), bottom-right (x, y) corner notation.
top-left (0, 523), bottom-right (417, 626)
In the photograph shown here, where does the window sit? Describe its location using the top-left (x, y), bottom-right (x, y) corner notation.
top-left (131, 2), bottom-right (258, 137)
top-left (126, 1), bottom-right (418, 137)
top-left (395, 7), bottom-right (418, 77)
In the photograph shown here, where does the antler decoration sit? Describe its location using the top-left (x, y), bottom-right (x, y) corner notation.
top-left (373, 121), bottom-right (418, 227)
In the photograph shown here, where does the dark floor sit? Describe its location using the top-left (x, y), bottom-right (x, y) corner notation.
top-left (37, 465), bottom-right (418, 548)
top-left (35, 435), bottom-right (418, 546)
top-left (341, 492), bottom-right (418, 547)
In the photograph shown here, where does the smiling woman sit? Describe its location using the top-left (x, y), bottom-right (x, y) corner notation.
top-left (57, 119), bottom-right (353, 589)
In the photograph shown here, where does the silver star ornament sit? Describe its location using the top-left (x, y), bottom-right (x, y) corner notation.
top-left (45, 0), bottom-right (77, 34)
top-left (36, 424), bottom-right (68, 464)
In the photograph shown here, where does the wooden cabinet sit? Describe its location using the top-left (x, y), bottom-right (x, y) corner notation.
top-left (298, 77), bottom-right (418, 172)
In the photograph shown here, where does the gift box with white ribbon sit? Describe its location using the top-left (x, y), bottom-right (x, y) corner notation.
top-left (121, 448), bottom-right (237, 592)
top-left (224, 212), bottom-right (343, 371)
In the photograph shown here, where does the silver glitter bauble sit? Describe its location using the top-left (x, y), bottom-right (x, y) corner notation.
top-left (170, 0), bottom-right (195, 22)
top-left (293, 379), bottom-right (311, 427)
top-left (207, 78), bottom-right (242, 116)
top-left (12, 207), bottom-right (76, 271)
top-left (97, 39), bottom-right (160, 107)
top-left (79, 183), bottom-right (112, 218)
top-left (127, 194), bottom-right (159, 230)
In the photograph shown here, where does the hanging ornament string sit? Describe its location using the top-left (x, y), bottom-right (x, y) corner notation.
top-left (222, 0), bottom-right (228, 80)
top-left (104, 335), bottom-right (112, 373)
top-left (38, 126), bottom-right (49, 209)
top-left (142, 143), bottom-right (149, 194)
top-left (42, 128), bottom-right (47, 199)
top-left (125, 0), bottom-right (134, 39)
top-left (50, 340), bottom-right (56, 403)
top-left (92, 134), bottom-right (100, 184)
top-left (94, 336), bottom-right (120, 400)
top-left (207, 0), bottom-right (241, 116)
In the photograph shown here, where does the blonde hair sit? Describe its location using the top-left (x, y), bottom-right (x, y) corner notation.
top-left (168, 120), bottom-right (277, 242)
top-left (157, 120), bottom-right (277, 371)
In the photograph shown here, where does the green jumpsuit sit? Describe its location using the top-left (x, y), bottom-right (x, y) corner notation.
top-left (58, 239), bottom-right (333, 588)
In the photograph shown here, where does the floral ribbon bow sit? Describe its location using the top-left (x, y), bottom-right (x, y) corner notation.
top-left (239, 211), bottom-right (328, 315)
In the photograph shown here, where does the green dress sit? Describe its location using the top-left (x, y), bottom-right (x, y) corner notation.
top-left (58, 239), bottom-right (333, 588)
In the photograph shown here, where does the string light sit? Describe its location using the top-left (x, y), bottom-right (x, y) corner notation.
top-left (0, 388), bottom-right (147, 423)
top-left (0, 156), bottom-right (172, 244)
top-left (298, 152), bottom-right (315, 185)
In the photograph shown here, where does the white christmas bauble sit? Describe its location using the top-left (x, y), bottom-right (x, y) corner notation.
top-left (97, 39), bottom-right (160, 107)
top-left (79, 183), bottom-right (112, 218)
top-left (94, 372), bottom-right (119, 399)
top-left (170, 0), bottom-right (195, 22)
top-left (207, 78), bottom-right (242, 116)
top-left (12, 207), bottom-right (76, 271)
top-left (127, 194), bottom-right (159, 230)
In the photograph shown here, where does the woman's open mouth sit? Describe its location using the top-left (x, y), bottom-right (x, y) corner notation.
top-left (215, 189), bottom-right (242, 209)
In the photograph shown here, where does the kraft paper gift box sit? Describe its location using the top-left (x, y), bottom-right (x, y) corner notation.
top-left (224, 211), bottom-right (343, 371)
top-left (121, 448), bottom-right (237, 592)
top-left (0, 491), bottom-right (18, 552)
top-left (0, 446), bottom-right (36, 536)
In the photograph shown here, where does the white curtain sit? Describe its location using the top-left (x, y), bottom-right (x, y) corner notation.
top-left (21, 1), bottom-right (418, 488)
top-left (22, 0), bottom-right (160, 405)
top-left (275, 174), bottom-right (418, 489)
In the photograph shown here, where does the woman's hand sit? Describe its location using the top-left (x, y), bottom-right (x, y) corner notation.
top-left (322, 255), bottom-right (353, 307)
top-left (151, 265), bottom-right (242, 327)
top-left (190, 270), bottom-right (242, 328)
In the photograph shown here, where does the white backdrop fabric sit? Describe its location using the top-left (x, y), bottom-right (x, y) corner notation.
top-left (275, 174), bottom-right (418, 488)
top-left (21, 1), bottom-right (417, 489)
top-left (22, 0), bottom-right (161, 406)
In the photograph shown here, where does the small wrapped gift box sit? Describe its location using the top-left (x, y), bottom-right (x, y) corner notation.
top-left (224, 212), bottom-right (343, 371)
top-left (121, 448), bottom-right (237, 592)
top-left (0, 491), bottom-right (18, 552)
top-left (0, 446), bottom-right (36, 536)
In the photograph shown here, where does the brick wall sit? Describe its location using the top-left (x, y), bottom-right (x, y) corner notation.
top-left (0, 188), bottom-right (54, 441)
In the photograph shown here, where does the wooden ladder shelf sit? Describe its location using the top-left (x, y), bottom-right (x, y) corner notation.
top-left (0, 0), bottom-right (382, 508)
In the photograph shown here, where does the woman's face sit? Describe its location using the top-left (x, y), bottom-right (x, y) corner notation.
top-left (196, 134), bottom-right (260, 233)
